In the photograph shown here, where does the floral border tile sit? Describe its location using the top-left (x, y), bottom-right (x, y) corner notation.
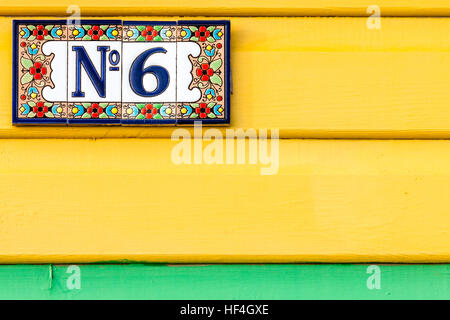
top-left (68, 22), bottom-right (122, 41)
top-left (14, 20), bottom-right (68, 123)
top-left (176, 21), bottom-right (230, 125)
top-left (68, 102), bottom-right (122, 124)
top-left (123, 21), bottom-right (176, 42)
top-left (121, 103), bottom-right (176, 124)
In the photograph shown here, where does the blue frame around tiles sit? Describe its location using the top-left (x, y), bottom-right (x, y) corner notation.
top-left (12, 19), bottom-right (230, 126)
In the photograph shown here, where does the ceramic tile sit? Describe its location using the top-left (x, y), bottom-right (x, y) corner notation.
top-left (13, 20), bottom-right (68, 124)
top-left (176, 21), bottom-right (230, 125)
top-left (67, 20), bottom-right (122, 124)
top-left (121, 21), bottom-right (177, 125)
top-left (12, 19), bottom-right (230, 126)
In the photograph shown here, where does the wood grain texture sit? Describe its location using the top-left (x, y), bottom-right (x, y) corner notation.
top-left (1, 264), bottom-right (449, 299)
top-left (0, 138), bottom-right (449, 263)
top-left (3, 1), bottom-right (450, 17)
top-left (4, 17), bottom-right (450, 138)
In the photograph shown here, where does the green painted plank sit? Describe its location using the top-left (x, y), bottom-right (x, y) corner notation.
top-left (0, 264), bottom-right (448, 300)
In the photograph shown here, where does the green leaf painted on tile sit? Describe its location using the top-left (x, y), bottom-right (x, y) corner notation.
top-left (153, 36), bottom-right (162, 41)
top-left (198, 57), bottom-right (207, 63)
top-left (136, 104), bottom-right (145, 109)
top-left (100, 25), bottom-right (108, 30)
top-left (154, 114), bottom-right (162, 119)
top-left (45, 112), bottom-right (54, 118)
top-left (154, 26), bottom-right (163, 31)
top-left (99, 113), bottom-right (107, 119)
top-left (27, 25), bottom-right (36, 30)
top-left (20, 57), bottom-right (33, 69)
top-left (34, 79), bottom-right (45, 87)
top-left (100, 35), bottom-right (108, 40)
top-left (208, 113), bottom-right (216, 119)
top-left (44, 102), bottom-right (52, 107)
top-left (136, 114), bottom-right (145, 120)
top-left (28, 35), bottom-right (36, 41)
top-left (82, 113), bottom-right (91, 118)
top-left (34, 54), bottom-right (45, 62)
top-left (190, 36), bottom-right (199, 41)
top-left (207, 102), bottom-right (216, 108)
top-left (210, 59), bottom-right (222, 71)
top-left (20, 72), bottom-right (33, 85)
top-left (27, 112), bottom-right (36, 118)
top-left (83, 25), bottom-right (92, 30)
top-left (209, 74), bottom-right (222, 86)
top-left (44, 35), bottom-right (52, 40)
top-left (207, 26), bottom-right (215, 32)
top-left (190, 113), bottom-right (199, 118)
top-left (207, 36), bottom-right (215, 43)
top-left (136, 26), bottom-right (146, 31)
top-left (99, 103), bottom-right (108, 107)
top-left (137, 35), bottom-right (145, 41)
top-left (45, 25), bottom-right (54, 30)
top-left (82, 103), bottom-right (91, 108)
top-left (154, 104), bottom-right (162, 109)
top-left (189, 26), bottom-right (198, 32)
top-left (191, 104), bottom-right (199, 108)
top-left (82, 35), bottom-right (92, 40)
top-left (28, 101), bottom-right (36, 107)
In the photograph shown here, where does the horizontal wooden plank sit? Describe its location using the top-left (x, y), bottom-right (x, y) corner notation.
top-left (1, 264), bottom-right (448, 299)
top-left (3, 1), bottom-right (450, 17)
top-left (3, 17), bottom-right (450, 138)
top-left (0, 138), bottom-right (449, 263)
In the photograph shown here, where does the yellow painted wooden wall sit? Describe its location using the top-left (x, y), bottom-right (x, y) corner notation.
top-left (0, 2), bottom-right (449, 263)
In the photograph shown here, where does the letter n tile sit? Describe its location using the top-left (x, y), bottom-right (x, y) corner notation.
top-left (67, 20), bottom-right (122, 124)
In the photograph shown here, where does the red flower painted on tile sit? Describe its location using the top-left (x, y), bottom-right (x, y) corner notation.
top-left (141, 104), bottom-right (158, 119)
top-left (29, 62), bottom-right (47, 80)
top-left (88, 26), bottom-right (104, 40)
top-left (195, 103), bottom-right (211, 119)
top-left (196, 63), bottom-right (214, 81)
top-left (87, 103), bottom-right (103, 118)
top-left (195, 26), bottom-right (210, 42)
top-left (33, 102), bottom-right (48, 118)
top-left (141, 26), bottom-right (158, 41)
top-left (33, 25), bottom-right (48, 40)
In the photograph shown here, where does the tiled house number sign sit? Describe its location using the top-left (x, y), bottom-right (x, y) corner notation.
top-left (13, 20), bottom-right (230, 125)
